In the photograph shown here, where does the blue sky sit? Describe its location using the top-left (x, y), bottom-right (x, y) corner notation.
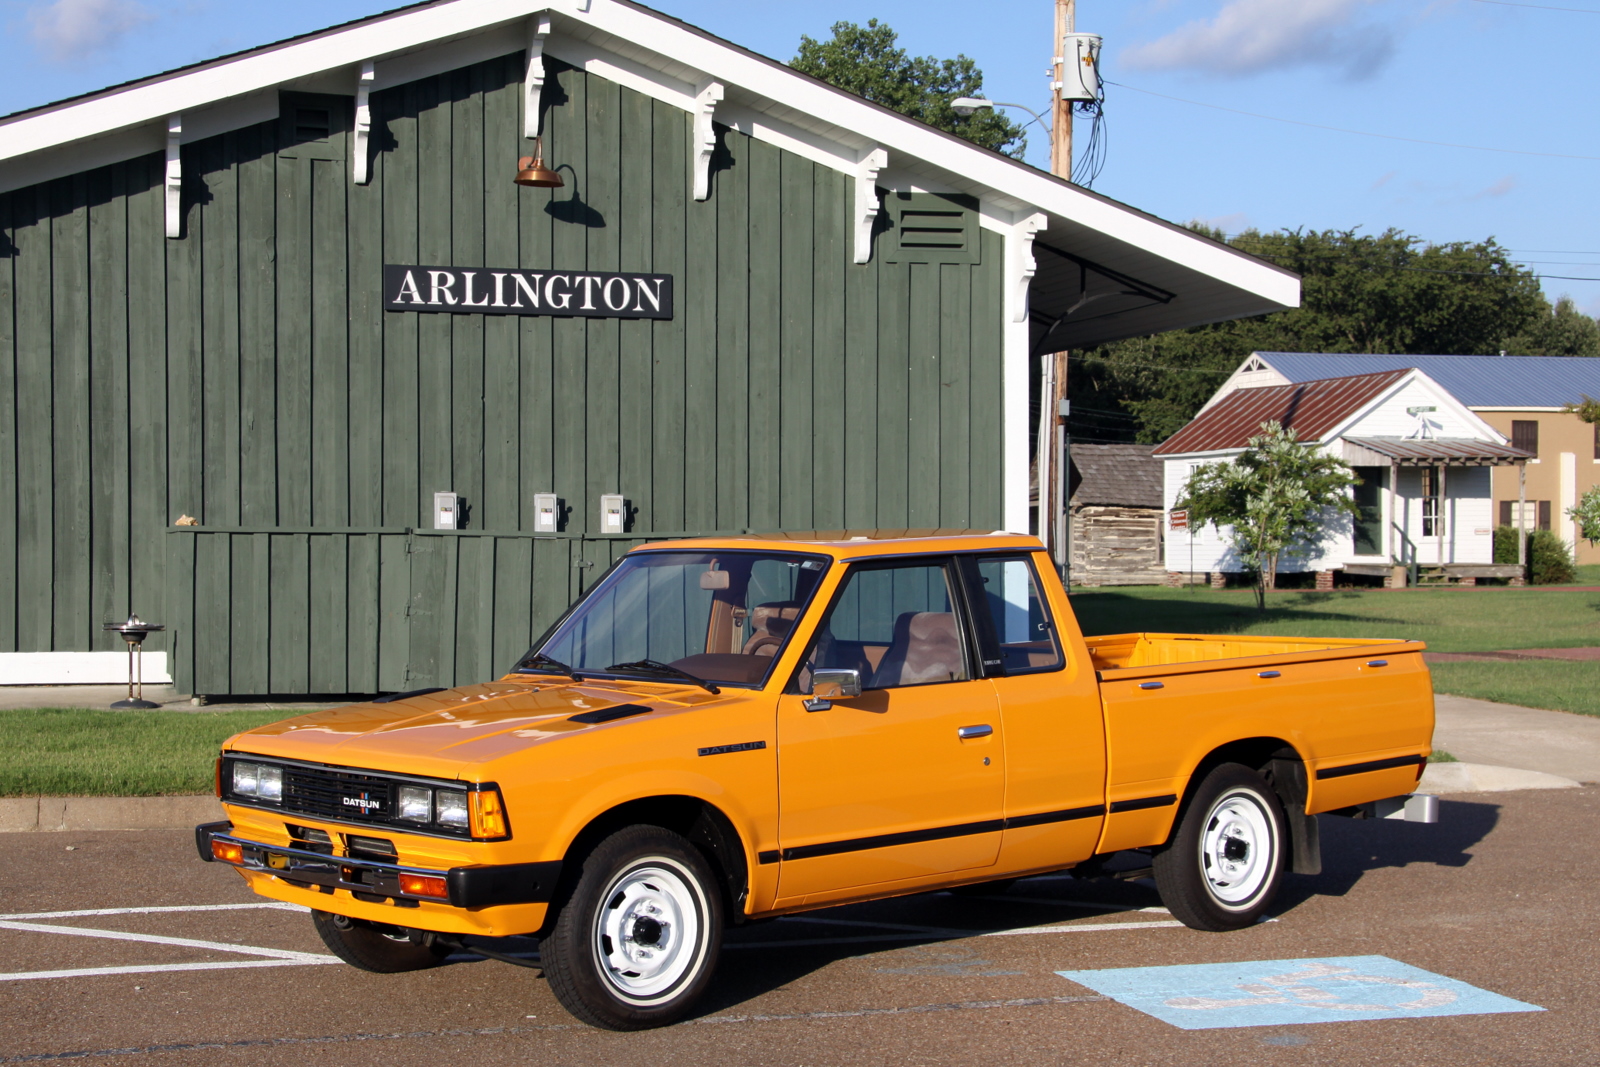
top-left (6, 0), bottom-right (1599, 314)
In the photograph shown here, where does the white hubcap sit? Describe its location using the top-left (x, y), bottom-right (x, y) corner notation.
top-left (594, 861), bottom-right (704, 1002)
top-left (1200, 789), bottom-right (1275, 907)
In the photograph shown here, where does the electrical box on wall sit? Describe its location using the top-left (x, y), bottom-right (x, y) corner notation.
top-left (600, 494), bottom-right (627, 535)
top-left (1059, 33), bottom-right (1102, 102)
top-left (534, 493), bottom-right (560, 533)
top-left (433, 491), bottom-right (459, 530)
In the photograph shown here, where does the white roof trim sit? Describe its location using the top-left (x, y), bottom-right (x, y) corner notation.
top-left (0, 0), bottom-right (1296, 311)
top-left (1321, 370), bottom-right (1506, 446)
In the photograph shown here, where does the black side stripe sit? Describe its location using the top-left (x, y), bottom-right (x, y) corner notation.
top-left (1109, 794), bottom-right (1178, 814)
top-left (1004, 804), bottom-right (1107, 829)
top-left (765, 804), bottom-right (1112, 864)
top-left (1316, 754), bottom-right (1426, 780)
top-left (757, 850), bottom-right (781, 865)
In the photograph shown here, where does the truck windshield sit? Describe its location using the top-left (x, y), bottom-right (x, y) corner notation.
top-left (518, 550), bottom-right (830, 688)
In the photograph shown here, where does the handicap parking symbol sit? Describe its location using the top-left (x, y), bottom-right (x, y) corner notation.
top-left (1056, 956), bottom-right (1543, 1030)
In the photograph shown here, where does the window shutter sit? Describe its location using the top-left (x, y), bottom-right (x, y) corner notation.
top-left (1539, 500), bottom-right (1552, 530)
top-left (1499, 500), bottom-right (1512, 527)
top-left (1511, 420), bottom-right (1539, 457)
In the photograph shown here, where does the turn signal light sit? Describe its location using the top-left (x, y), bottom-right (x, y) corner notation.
top-left (211, 839), bottom-right (243, 864)
top-left (399, 874), bottom-right (449, 899)
top-left (469, 789), bottom-right (508, 839)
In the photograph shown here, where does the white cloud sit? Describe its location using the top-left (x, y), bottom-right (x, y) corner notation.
top-left (1122, 0), bottom-right (1397, 79)
top-left (1370, 170), bottom-right (1397, 190)
top-left (1468, 174), bottom-right (1517, 200)
top-left (1192, 211), bottom-right (1252, 235)
top-left (27, 0), bottom-right (155, 63)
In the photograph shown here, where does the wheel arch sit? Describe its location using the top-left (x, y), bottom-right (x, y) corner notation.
top-left (1174, 736), bottom-right (1320, 875)
top-left (550, 795), bottom-right (751, 932)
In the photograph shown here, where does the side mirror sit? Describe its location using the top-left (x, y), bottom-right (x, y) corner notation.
top-left (804, 668), bottom-right (862, 711)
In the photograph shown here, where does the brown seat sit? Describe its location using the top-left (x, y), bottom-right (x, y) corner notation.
top-left (871, 612), bottom-right (966, 687)
top-left (742, 601), bottom-right (802, 657)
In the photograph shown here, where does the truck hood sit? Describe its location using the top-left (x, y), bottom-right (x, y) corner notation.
top-left (226, 680), bottom-right (725, 780)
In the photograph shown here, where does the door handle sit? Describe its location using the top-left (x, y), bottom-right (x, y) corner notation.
top-left (957, 724), bottom-right (993, 739)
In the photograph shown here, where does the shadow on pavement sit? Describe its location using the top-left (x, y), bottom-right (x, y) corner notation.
top-left (1276, 797), bottom-right (1499, 911)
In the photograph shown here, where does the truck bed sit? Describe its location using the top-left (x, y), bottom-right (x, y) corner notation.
top-left (1083, 632), bottom-right (1434, 839)
top-left (1086, 632), bottom-right (1415, 675)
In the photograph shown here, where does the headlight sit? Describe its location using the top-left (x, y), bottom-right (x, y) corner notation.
top-left (436, 790), bottom-right (469, 828)
top-left (229, 761), bottom-right (283, 803)
top-left (398, 785), bottom-right (432, 823)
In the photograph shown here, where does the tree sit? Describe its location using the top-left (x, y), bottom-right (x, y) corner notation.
top-left (791, 20), bottom-right (1027, 157)
top-left (1068, 226), bottom-right (1586, 445)
top-left (1568, 485), bottom-right (1600, 547)
top-left (1176, 422), bottom-right (1359, 610)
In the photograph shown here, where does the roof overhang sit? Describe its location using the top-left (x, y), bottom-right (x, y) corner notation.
top-left (1342, 437), bottom-right (1534, 467)
top-left (0, 0), bottom-right (1298, 346)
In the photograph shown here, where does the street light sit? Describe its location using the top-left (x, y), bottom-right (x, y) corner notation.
top-left (950, 97), bottom-right (1052, 151)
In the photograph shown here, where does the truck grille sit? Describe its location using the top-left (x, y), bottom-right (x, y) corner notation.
top-left (283, 767), bottom-right (396, 824)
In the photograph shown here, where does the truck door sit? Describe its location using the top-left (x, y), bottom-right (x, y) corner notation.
top-left (774, 557), bottom-right (1004, 901)
top-left (961, 553), bottom-right (1107, 872)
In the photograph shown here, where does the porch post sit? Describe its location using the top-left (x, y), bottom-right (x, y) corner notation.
top-left (1518, 460), bottom-right (1527, 568)
top-left (1438, 464), bottom-right (1448, 566)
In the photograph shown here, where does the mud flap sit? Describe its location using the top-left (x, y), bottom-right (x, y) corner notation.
top-left (1267, 757), bottom-right (1322, 876)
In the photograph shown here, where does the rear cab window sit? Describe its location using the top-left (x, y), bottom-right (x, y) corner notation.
top-left (964, 555), bottom-right (1064, 675)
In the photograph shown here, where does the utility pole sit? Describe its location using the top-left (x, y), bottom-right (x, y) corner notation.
top-left (1042, 0), bottom-right (1074, 584)
top-left (1051, 0), bottom-right (1075, 180)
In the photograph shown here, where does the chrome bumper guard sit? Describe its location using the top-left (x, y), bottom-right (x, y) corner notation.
top-left (1358, 794), bottom-right (1439, 824)
top-left (194, 821), bottom-right (561, 909)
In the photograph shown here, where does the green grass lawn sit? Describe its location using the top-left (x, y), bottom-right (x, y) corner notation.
top-left (0, 709), bottom-right (293, 797)
top-left (1069, 583), bottom-right (1600, 716)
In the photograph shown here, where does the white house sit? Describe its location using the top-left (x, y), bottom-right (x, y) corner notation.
top-left (1154, 368), bottom-right (1533, 583)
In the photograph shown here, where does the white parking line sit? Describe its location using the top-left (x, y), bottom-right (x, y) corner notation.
top-left (0, 903), bottom-right (307, 921)
top-left (0, 959), bottom-right (341, 983)
top-left (0, 920), bottom-right (333, 963)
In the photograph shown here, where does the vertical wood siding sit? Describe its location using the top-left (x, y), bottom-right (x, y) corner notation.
top-left (0, 55), bottom-right (1004, 694)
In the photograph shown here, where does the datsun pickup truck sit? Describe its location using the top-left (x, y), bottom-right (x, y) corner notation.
top-left (196, 532), bottom-right (1436, 1029)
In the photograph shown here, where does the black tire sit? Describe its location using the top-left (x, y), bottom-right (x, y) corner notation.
top-left (311, 911), bottom-right (451, 973)
top-left (1153, 764), bottom-right (1287, 932)
top-left (541, 825), bottom-right (724, 1031)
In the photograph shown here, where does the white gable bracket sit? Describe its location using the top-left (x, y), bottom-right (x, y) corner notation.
top-left (353, 60), bottom-right (376, 185)
top-left (524, 13), bottom-right (553, 138)
top-left (164, 114), bottom-right (182, 239)
top-left (692, 79), bottom-right (724, 201)
top-left (1007, 212), bottom-right (1048, 323)
top-left (853, 147), bottom-right (888, 264)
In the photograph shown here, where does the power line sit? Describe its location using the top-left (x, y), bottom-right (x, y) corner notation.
top-left (1466, 0), bottom-right (1600, 11)
top-left (1107, 80), bottom-right (1600, 162)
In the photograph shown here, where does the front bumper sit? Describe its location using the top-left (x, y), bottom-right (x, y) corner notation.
top-left (194, 821), bottom-right (561, 909)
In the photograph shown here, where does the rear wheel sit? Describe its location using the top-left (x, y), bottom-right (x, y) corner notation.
top-left (541, 825), bottom-right (724, 1030)
top-left (311, 911), bottom-right (451, 972)
top-left (1153, 764), bottom-right (1286, 931)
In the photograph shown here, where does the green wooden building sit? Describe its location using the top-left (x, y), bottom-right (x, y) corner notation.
top-left (0, 0), bottom-right (1297, 697)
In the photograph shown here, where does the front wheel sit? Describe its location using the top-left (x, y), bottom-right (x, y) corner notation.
top-left (1153, 764), bottom-right (1286, 931)
top-left (541, 825), bottom-right (724, 1030)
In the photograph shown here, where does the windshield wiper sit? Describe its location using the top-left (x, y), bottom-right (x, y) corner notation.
top-left (519, 653), bottom-right (582, 681)
top-left (604, 659), bottom-right (721, 694)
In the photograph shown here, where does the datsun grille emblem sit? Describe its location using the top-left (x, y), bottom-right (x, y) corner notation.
top-left (342, 790), bottom-right (387, 814)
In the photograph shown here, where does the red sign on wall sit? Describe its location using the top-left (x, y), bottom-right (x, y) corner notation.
top-left (1169, 509), bottom-right (1188, 531)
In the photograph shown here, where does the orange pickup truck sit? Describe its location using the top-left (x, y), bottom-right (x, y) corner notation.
top-left (196, 532), bottom-right (1436, 1029)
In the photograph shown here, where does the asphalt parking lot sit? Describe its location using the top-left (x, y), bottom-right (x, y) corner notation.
top-left (1, 787), bottom-right (1595, 1066)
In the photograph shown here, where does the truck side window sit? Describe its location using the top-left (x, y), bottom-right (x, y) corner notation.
top-left (809, 561), bottom-right (971, 689)
top-left (974, 556), bottom-right (1063, 674)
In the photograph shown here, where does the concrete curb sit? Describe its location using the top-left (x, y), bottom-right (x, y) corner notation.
top-left (0, 795), bottom-right (222, 832)
top-left (1417, 761), bottom-right (1581, 794)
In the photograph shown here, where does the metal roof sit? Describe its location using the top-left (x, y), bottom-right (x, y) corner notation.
top-left (1068, 444), bottom-right (1163, 508)
top-left (1255, 352), bottom-right (1600, 408)
top-left (1153, 369), bottom-right (1411, 456)
top-left (1342, 437), bottom-right (1533, 466)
